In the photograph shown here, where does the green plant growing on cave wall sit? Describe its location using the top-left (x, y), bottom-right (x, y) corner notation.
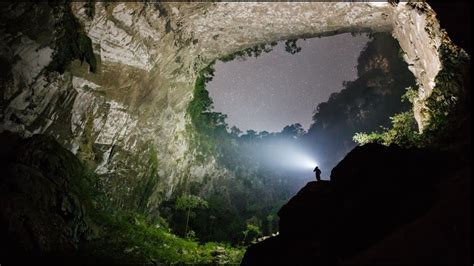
top-left (284, 39), bottom-right (302, 54)
top-left (60, 135), bottom-right (245, 264)
top-left (78, 113), bottom-right (96, 166)
top-left (135, 145), bottom-right (160, 213)
top-left (220, 42), bottom-right (278, 62)
top-left (219, 39), bottom-right (303, 63)
top-left (353, 87), bottom-right (421, 148)
top-left (353, 43), bottom-right (470, 149)
top-left (353, 111), bottom-right (421, 147)
top-left (187, 63), bottom-right (229, 160)
top-left (421, 43), bottom-right (470, 146)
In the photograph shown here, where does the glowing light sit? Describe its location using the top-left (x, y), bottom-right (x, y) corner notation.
top-left (301, 157), bottom-right (318, 170)
top-left (292, 153), bottom-right (318, 170)
top-left (263, 141), bottom-right (318, 171)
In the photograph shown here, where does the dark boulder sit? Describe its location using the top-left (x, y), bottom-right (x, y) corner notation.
top-left (278, 180), bottom-right (334, 240)
top-left (0, 132), bottom-right (92, 263)
top-left (242, 143), bottom-right (469, 264)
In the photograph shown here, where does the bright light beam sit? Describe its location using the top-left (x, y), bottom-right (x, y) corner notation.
top-left (300, 156), bottom-right (318, 170)
top-left (263, 141), bottom-right (318, 171)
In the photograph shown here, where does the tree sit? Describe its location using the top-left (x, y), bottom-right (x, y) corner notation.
top-left (280, 123), bottom-right (305, 139)
top-left (266, 214), bottom-right (275, 234)
top-left (230, 126), bottom-right (242, 137)
top-left (241, 129), bottom-right (257, 141)
top-left (220, 42), bottom-right (278, 62)
top-left (284, 39), bottom-right (302, 54)
top-left (258, 131), bottom-right (270, 139)
top-left (242, 223), bottom-right (262, 245)
top-left (175, 194), bottom-right (209, 238)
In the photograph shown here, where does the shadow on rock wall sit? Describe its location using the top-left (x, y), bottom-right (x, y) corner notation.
top-left (0, 132), bottom-right (93, 263)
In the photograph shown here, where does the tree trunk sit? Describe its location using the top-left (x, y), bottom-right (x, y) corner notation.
top-left (185, 207), bottom-right (190, 237)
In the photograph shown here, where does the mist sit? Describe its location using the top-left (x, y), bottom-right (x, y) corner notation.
top-left (212, 33), bottom-right (416, 178)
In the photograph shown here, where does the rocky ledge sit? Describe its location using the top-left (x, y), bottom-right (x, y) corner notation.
top-left (242, 143), bottom-right (470, 264)
top-left (0, 131), bottom-right (93, 263)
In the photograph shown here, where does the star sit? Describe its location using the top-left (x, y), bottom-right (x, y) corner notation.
top-left (207, 33), bottom-right (370, 133)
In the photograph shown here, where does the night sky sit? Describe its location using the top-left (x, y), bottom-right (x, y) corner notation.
top-left (207, 33), bottom-right (370, 133)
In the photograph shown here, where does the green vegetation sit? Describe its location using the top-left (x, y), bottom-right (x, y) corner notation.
top-left (81, 210), bottom-right (244, 264)
top-left (220, 42), bottom-right (278, 62)
top-left (175, 195), bottom-right (209, 238)
top-left (186, 63), bottom-right (228, 158)
top-left (353, 43), bottom-right (470, 149)
top-left (353, 87), bottom-right (421, 148)
top-left (353, 111), bottom-right (421, 147)
top-left (242, 223), bottom-right (262, 245)
top-left (219, 39), bottom-right (303, 63)
top-left (2, 133), bottom-right (229, 264)
top-left (421, 43), bottom-right (470, 147)
top-left (73, 154), bottom-right (244, 264)
top-left (47, 3), bottom-right (97, 74)
top-left (135, 145), bottom-right (160, 213)
top-left (78, 113), bottom-right (96, 166)
top-left (284, 39), bottom-right (302, 54)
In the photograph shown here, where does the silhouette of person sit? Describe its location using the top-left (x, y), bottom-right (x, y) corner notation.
top-left (313, 166), bottom-right (322, 181)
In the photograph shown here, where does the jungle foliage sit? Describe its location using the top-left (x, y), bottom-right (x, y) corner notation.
top-left (76, 161), bottom-right (244, 265)
top-left (220, 38), bottom-right (303, 62)
top-left (353, 42), bottom-right (470, 150)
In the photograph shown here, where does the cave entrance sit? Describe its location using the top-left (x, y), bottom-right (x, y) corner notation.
top-left (180, 32), bottom-right (417, 243)
top-left (192, 32), bottom-right (417, 174)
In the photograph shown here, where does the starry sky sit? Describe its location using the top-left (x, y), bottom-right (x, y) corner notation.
top-left (207, 33), bottom-right (370, 133)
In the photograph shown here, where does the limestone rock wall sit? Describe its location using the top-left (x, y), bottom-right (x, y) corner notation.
top-left (0, 1), bottom-right (462, 212)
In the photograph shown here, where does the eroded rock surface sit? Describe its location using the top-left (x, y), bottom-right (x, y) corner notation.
top-left (0, 2), bottom-right (466, 212)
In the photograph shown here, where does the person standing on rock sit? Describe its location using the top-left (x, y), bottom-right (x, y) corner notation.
top-left (313, 166), bottom-right (322, 181)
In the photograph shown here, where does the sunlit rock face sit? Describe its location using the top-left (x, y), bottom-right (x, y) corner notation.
top-left (0, 2), bottom-right (463, 212)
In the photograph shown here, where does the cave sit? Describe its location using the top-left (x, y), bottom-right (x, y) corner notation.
top-left (0, 2), bottom-right (470, 264)
top-left (202, 32), bottom-right (418, 175)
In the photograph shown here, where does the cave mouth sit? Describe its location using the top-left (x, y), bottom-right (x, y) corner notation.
top-left (179, 31), bottom-right (417, 244)
top-left (0, 2), bottom-right (471, 264)
top-left (189, 32), bottom-right (417, 174)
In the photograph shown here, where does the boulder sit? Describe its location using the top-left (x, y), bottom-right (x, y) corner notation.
top-left (0, 132), bottom-right (91, 262)
top-left (242, 143), bottom-right (469, 264)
